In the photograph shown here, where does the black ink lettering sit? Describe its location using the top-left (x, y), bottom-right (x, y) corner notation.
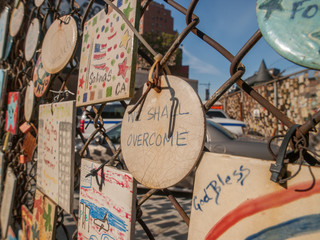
top-left (302, 5), bottom-right (318, 18)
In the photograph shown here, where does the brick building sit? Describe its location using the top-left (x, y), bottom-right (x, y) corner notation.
top-left (139, 2), bottom-right (175, 35)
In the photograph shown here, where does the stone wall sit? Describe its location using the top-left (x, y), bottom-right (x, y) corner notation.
top-left (220, 71), bottom-right (320, 149)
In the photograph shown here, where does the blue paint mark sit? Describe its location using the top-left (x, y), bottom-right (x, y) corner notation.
top-left (246, 214), bottom-right (320, 240)
top-left (80, 199), bottom-right (128, 233)
top-left (83, 93), bottom-right (88, 102)
top-left (89, 235), bottom-right (98, 240)
top-left (101, 233), bottom-right (115, 240)
top-left (117, 0), bottom-right (123, 8)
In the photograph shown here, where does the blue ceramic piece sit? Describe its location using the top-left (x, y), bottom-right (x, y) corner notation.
top-left (257, 0), bottom-right (320, 70)
top-left (3, 35), bottom-right (13, 61)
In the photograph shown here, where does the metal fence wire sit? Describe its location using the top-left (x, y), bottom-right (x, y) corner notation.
top-left (0, 0), bottom-right (320, 239)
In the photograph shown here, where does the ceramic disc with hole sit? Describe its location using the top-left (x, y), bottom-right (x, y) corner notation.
top-left (41, 15), bottom-right (77, 74)
top-left (24, 82), bottom-right (35, 122)
top-left (257, 0), bottom-right (320, 70)
top-left (24, 18), bottom-right (40, 61)
top-left (121, 75), bottom-right (206, 189)
top-left (9, 1), bottom-right (24, 37)
top-left (33, 54), bottom-right (51, 98)
top-left (34, 0), bottom-right (45, 7)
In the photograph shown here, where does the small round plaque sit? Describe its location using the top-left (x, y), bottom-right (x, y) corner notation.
top-left (121, 75), bottom-right (206, 189)
top-left (34, 0), bottom-right (45, 8)
top-left (24, 81), bottom-right (35, 122)
top-left (41, 15), bottom-right (78, 74)
top-left (33, 54), bottom-right (51, 98)
top-left (9, 1), bottom-right (24, 37)
top-left (0, 7), bottom-right (10, 60)
top-left (24, 18), bottom-right (40, 61)
top-left (257, 0), bottom-right (320, 70)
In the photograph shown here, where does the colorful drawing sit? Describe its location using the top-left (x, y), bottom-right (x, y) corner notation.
top-left (0, 69), bottom-right (8, 109)
top-left (7, 226), bottom-right (17, 240)
top-left (121, 75), bottom-right (205, 189)
top-left (0, 167), bottom-right (17, 239)
top-left (0, 7), bottom-right (9, 60)
top-left (76, 0), bottom-right (140, 106)
top-left (188, 152), bottom-right (320, 240)
top-left (21, 205), bottom-right (32, 240)
top-left (31, 189), bottom-right (57, 240)
top-left (78, 158), bottom-right (137, 240)
top-left (33, 54), bottom-right (51, 98)
top-left (257, 0), bottom-right (320, 70)
top-left (37, 101), bottom-right (76, 213)
top-left (5, 92), bottom-right (20, 135)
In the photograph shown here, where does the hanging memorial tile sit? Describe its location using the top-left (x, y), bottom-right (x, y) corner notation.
top-left (76, 0), bottom-right (140, 107)
top-left (21, 205), bottom-right (32, 240)
top-left (78, 158), bottom-right (137, 240)
top-left (5, 92), bottom-right (20, 135)
top-left (34, 0), bottom-right (45, 8)
top-left (121, 75), bottom-right (205, 189)
top-left (30, 189), bottom-right (57, 240)
top-left (3, 34), bottom-right (13, 61)
top-left (33, 54), bottom-right (51, 98)
top-left (188, 152), bottom-right (320, 240)
top-left (0, 167), bottom-right (17, 239)
top-left (9, 1), bottom-right (25, 37)
top-left (0, 7), bottom-right (9, 60)
top-left (37, 101), bottom-right (75, 213)
top-left (24, 18), bottom-right (40, 61)
top-left (0, 152), bottom-right (4, 197)
top-left (24, 81), bottom-right (35, 122)
top-left (41, 15), bottom-right (77, 74)
top-left (0, 69), bottom-right (8, 109)
top-left (257, 0), bottom-right (320, 70)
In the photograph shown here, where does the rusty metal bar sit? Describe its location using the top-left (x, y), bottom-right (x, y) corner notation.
top-left (138, 189), bottom-right (159, 206)
top-left (162, 188), bottom-right (190, 226)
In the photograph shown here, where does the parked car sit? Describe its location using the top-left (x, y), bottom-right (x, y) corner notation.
top-left (206, 109), bottom-right (246, 135)
top-left (76, 120), bottom-right (277, 162)
top-left (79, 103), bottom-right (125, 138)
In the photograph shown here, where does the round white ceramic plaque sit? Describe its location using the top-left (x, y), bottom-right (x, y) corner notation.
top-left (121, 75), bottom-right (206, 189)
top-left (34, 0), bottom-right (45, 7)
top-left (24, 81), bottom-right (35, 122)
top-left (24, 18), bottom-right (40, 61)
top-left (9, 1), bottom-right (24, 37)
top-left (41, 15), bottom-right (77, 74)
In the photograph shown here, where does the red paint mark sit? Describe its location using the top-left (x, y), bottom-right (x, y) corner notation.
top-left (205, 180), bottom-right (320, 240)
top-left (103, 82), bottom-right (106, 88)
top-left (130, 17), bottom-right (134, 23)
top-left (120, 52), bottom-right (124, 58)
top-left (106, 18), bottom-right (109, 23)
top-left (34, 197), bottom-right (43, 221)
top-left (89, 86), bottom-right (92, 90)
top-left (125, 78), bottom-right (129, 83)
top-left (87, 44), bottom-right (90, 49)
top-left (114, 44), bottom-right (117, 50)
top-left (113, 206), bottom-right (122, 213)
top-left (84, 67), bottom-right (87, 72)
top-left (111, 27), bottom-right (114, 33)
top-left (101, 43), bottom-right (107, 50)
top-left (97, 34), bottom-right (100, 39)
top-left (93, 52), bottom-right (106, 60)
top-left (107, 47), bottom-right (112, 52)
top-left (105, 67), bottom-right (110, 73)
top-left (107, 32), bottom-right (117, 40)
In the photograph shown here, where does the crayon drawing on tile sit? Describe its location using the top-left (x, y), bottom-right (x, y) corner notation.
top-left (5, 92), bottom-right (20, 135)
top-left (21, 205), bottom-right (32, 240)
top-left (30, 189), bottom-right (57, 240)
top-left (78, 158), bottom-right (137, 240)
top-left (76, 0), bottom-right (140, 107)
top-left (188, 152), bottom-right (320, 240)
top-left (37, 101), bottom-right (75, 213)
top-left (0, 167), bottom-right (17, 239)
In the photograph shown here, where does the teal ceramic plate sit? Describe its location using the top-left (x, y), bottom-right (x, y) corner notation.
top-left (257, 0), bottom-right (320, 70)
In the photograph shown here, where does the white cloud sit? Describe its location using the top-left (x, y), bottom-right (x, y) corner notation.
top-left (183, 48), bottom-right (223, 76)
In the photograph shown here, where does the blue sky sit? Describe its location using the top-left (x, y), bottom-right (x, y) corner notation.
top-left (153, 0), bottom-right (306, 101)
